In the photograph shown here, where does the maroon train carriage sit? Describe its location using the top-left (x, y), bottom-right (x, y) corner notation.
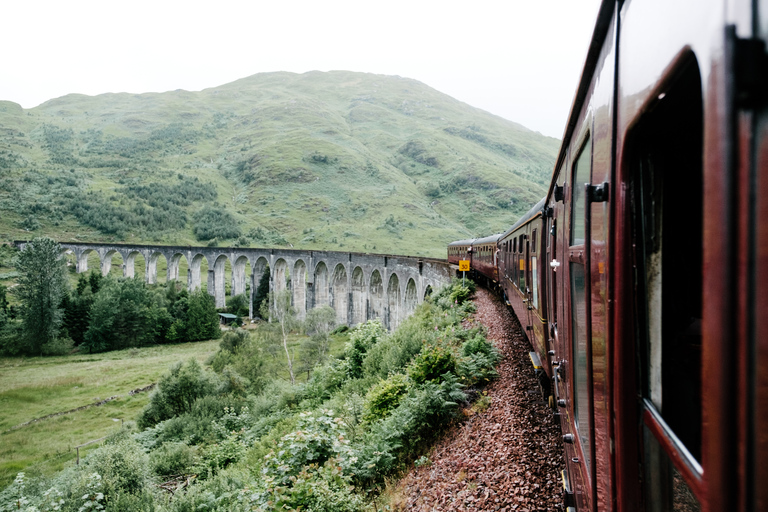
top-left (468, 234), bottom-right (501, 286)
top-left (497, 198), bottom-right (548, 386)
top-left (449, 0), bottom-right (768, 510)
top-left (447, 235), bottom-right (501, 286)
top-left (447, 238), bottom-right (474, 267)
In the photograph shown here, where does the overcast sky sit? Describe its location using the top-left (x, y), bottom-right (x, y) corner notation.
top-left (1, 0), bottom-right (602, 139)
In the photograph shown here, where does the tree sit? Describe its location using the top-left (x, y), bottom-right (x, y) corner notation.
top-left (84, 276), bottom-right (157, 352)
top-left (299, 305), bottom-right (336, 377)
top-left (185, 289), bottom-right (221, 341)
top-left (16, 237), bottom-right (68, 354)
top-left (253, 265), bottom-right (270, 318)
top-left (261, 290), bottom-right (299, 385)
top-left (0, 283), bottom-right (8, 315)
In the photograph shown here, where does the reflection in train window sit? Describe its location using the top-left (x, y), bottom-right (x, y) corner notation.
top-left (571, 138), bottom-right (591, 246)
top-left (569, 136), bottom-right (592, 475)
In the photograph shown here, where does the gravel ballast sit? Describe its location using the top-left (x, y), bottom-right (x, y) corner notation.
top-left (395, 287), bottom-right (565, 511)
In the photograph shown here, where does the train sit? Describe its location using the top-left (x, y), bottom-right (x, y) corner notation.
top-left (448, 0), bottom-right (768, 510)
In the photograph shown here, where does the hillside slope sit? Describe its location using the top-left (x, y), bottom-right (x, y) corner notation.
top-left (0, 71), bottom-right (558, 258)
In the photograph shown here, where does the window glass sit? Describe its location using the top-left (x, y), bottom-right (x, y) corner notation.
top-left (571, 138), bottom-right (591, 246)
top-left (531, 256), bottom-right (538, 309)
top-left (570, 262), bottom-right (590, 471)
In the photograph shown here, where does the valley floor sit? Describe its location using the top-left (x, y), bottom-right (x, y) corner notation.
top-left (394, 287), bottom-right (565, 511)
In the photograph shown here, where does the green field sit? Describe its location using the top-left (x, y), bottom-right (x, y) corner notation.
top-left (0, 340), bottom-right (219, 487)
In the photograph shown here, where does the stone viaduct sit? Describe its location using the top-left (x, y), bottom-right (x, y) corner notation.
top-left (15, 242), bottom-right (455, 331)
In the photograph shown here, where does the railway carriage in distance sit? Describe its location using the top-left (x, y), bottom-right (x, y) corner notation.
top-left (447, 238), bottom-right (474, 267)
top-left (447, 235), bottom-right (501, 285)
top-left (467, 234), bottom-right (501, 285)
top-left (448, 0), bottom-right (768, 510)
top-left (498, 198), bottom-right (549, 384)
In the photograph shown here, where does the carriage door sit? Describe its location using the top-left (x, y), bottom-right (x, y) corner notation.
top-left (628, 56), bottom-right (703, 511)
top-left (568, 135), bottom-right (594, 510)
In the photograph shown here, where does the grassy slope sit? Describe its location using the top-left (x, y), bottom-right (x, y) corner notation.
top-left (0, 341), bottom-right (219, 486)
top-left (0, 329), bottom-right (351, 488)
top-left (0, 71), bottom-right (558, 258)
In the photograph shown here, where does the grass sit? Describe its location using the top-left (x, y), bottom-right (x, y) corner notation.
top-left (0, 340), bottom-right (219, 487)
top-left (0, 325), bottom-right (349, 489)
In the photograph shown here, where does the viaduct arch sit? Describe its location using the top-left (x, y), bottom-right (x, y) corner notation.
top-left (19, 242), bottom-right (453, 330)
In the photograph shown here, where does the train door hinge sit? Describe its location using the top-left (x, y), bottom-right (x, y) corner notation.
top-left (731, 27), bottom-right (768, 108)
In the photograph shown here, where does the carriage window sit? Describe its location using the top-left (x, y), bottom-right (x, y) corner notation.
top-left (570, 137), bottom-right (592, 474)
top-left (630, 55), bottom-right (703, 509)
top-left (532, 229), bottom-right (537, 253)
top-left (531, 256), bottom-right (539, 310)
top-left (571, 139), bottom-right (591, 246)
top-left (519, 237), bottom-right (526, 290)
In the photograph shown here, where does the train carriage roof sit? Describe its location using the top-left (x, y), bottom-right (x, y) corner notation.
top-left (472, 233), bottom-right (503, 246)
top-left (448, 238), bottom-right (476, 247)
top-left (501, 197), bottom-right (547, 239)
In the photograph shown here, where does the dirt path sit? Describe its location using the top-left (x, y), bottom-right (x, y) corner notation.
top-left (394, 287), bottom-right (564, 511)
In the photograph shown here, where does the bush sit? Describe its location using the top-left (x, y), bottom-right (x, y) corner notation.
top-left (150, 442), bottom-right (197, 476)
top-left (254, 461), bottom-right (364, 512)
top-left (219, 329), bottom-right (249, 354)
top-left (457, 352), bottom-right (499, 386)
top-left (192, 206), bottom-right (241, 241)
top-left (226, 294), bottom-right (249, 317)
top-left (407, 344), bottom-right (457, 384)
top-left (160, 467), bottom-right (250, 512)
top-left (345, 319), bottom-right (386, 379)
top-left (138, 359), bottom-right (217, 429)
top-left (368, 374), bottom-right (466, 456)
top-left (460, 333), bottom-right (498, 358)
top-left (73, 438), bottom-right (154, 507)
top-left (363, 373), bottom-right (409, 423)
top-left (261, 410), bottom-right (350, 486)
top-left (41, 336), bottom-right (74, 356)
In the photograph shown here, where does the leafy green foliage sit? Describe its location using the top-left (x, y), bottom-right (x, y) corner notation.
top-left (345, 319), bottom-right (386, 379)
top-left (82, 277), bottom-right (165, 352)
top-left (149, 441), bottom-right (198, 476)
top-left (407, 344), bottom-right (457, 384)
top-left (138, 359), bottom-right (217, 429)
top-left (192, 206), bottom-right (241, 241)
top-left (2, 281), bottom-right (503, 511)
top-left (15, 237), bottom-right (68, 355)
top-left (363, 373), bottom-right (409, 423)
top-left (167, 289), bottom-right (221, 343)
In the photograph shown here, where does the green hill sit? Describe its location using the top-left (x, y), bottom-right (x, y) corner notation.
top-left (0, 71), bottom-right (558, 258)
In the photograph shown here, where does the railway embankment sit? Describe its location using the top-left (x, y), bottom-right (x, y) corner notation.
top-left (394, 287), bottom-right (565, 511)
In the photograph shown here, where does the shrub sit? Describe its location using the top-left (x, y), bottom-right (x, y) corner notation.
top-left (138, 359), bottom-right (217, 429)
top-left (254, 461), bottom-right (364, 512)
top-left (407, 344), bottom-right (457, 384)
top-left (150, 442), bottom-right (197, 476)
top-left (219, 328), bottom-right (249, 354)
top-left (160, 467), bottom-right (250, 512)
top-left (41, 336), bottom-right (74, 356)
top-left (75, 438), bottom-right (153, 505)
top-left (345, 319), bottom-right (386, 379)
top-left (368, 374), bottom-right (466, 457)
top-left (363, 373), bottom-right (409, 423)
top-left (457, 352), bottom-right (499, 386)
top-left (460, 333), bottom-right (498, 358)
top-left (226, 294), bottom-right (249, 317)
top-left (261, 410), bottom-right (350, 484)
top-left (192, 206), bottom-right (241, 241)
